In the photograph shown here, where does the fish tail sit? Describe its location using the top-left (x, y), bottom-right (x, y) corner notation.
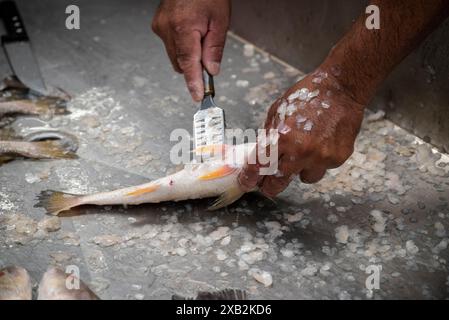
top-left (208, 185), bottom-right (245, 211)
top-left (35, 190), bottom-right (84, 215)
top-left (31, 140), bottom-right (78, 159)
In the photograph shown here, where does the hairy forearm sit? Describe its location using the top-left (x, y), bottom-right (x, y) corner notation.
top-left (321, 0), bottom-right (449, 105)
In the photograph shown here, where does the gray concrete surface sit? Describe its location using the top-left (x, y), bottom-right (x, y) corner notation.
top-left (231, 0), bottom-right (449, 153)
top-left (0, 0), bottom-right (449, 299)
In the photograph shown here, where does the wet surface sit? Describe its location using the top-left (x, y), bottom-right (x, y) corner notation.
top-left (1, 0), bottom-right (449, 299)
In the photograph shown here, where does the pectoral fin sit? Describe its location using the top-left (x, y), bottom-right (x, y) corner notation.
top-left (208, 185), bottom-right (245, 211)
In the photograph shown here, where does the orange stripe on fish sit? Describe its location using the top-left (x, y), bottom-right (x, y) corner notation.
top-left (198, 165), bottom-right (236, 181)
top-left (126, 184), bottom-right (160, 196)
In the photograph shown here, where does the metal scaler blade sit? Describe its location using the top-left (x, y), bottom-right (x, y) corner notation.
top-left (193, 69), bottom-right (225, 154)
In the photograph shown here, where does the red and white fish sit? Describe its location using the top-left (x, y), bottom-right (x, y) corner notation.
top-left (36, 143), bottom-right (257, 215)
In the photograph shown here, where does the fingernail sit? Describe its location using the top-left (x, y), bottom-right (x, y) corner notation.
top-left (207, 62), bottom-right (220, 75)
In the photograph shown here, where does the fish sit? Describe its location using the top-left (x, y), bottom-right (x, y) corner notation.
top-left (0, 266), bottom-right (32, 300)
top-left (0, 75), bottom-right (70, 113)
top-left (38, 267), bottom-right (99, 300)
top-left (0, 139), bottom-right (77, 160)
top-left (0, 98), bottom-right (68, 118)
top-left (35, 143), bottom-right (256, 215)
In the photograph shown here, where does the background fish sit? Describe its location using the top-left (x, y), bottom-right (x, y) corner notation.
top-left (38, 267), bottom-right (99, 300)
top-left (0, 140), bottom-right (77, 160)
top-left (0, 266), bottom-right (32, 300)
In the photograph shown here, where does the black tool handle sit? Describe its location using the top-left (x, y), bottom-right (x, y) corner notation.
top-left (0, 0), bottom-right (29, 43)
top-left (203, 69), bottom-right (215, 97)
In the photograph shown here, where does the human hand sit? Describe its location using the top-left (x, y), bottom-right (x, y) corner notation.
top-left (152, 0), bottom-right (231, 101)
top-left (238, 68), bottom-right (365, 197)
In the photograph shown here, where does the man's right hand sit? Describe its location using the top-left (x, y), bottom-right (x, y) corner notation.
top-left (152, 0), bottom-right (231, 102)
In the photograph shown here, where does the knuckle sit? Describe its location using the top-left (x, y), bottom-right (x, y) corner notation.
top-left (317, 144), bottom-right (354, 168)
top-left (169, 16), bottom-right (191, 33)
top-left (206, 44), bottom-right (224, 56)
top-left (319, 147), bottom-right (333, 161)
top-left (176, 55), bottom-right (196, 71)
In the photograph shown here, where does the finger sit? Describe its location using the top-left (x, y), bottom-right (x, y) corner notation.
top-left (202, 28), bottom-right (226, 75)
top-left (259, 159), bottom-right (297, 198)
top-left (238, 135), bottom-right (276, 192)
top-left (165, 36), bottom-right (182, 73)
top-left (300, 166), bottom-right (327, 184)
top-left (238, 141), bottom-right (262, 191)
top-left (151, 13), bottom-right (181, 73)
top-left (259, 175), bottom-right (292, 198)
top-left (238, 162), bottom-right (261, 192)
top-left (173, 29), bottom-right (204, 101)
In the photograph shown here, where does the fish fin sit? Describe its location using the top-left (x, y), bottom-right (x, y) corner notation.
top-left (198, 165), bottom-right (236, 181)
top-left (172, 289), bottom-right (248, 300)
top-left (35, 190), bottom-right (84, 215)
top-left (126, 184), bottom-right (160, 196)
top-left (31, 141), bottom-right (77, 159)
top-left (208, 185), bottom-right (245, 211)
